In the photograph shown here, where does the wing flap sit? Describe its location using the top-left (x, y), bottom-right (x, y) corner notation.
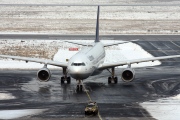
top-left (64, 40), bottom-right (92, 46)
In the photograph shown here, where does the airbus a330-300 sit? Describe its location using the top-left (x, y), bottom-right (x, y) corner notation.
top-left (0, 6), bottom-right (180, 91)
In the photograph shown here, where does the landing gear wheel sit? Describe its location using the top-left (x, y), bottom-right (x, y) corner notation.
top-left (61, 77), bottom-right (64, 84)
top-left (108, 77), bottom-right (111, 84)
top-left (76, 85), bottom-right (83, 92)
top-left (76, 85), bottom-right (79, 91)
top-left (114, 77), bottom-right (118, 84)
top-left (80, 85), bottom-right (83, 91)
top-left (67, 77), bottom-right (71, 84)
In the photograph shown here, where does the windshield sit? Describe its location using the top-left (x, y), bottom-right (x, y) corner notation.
top-left (87, 104), bottom-right (95, 107)
top-left (71, 62), bottom-right (85, 66)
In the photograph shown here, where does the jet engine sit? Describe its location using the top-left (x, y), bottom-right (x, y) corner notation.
top-left (37, 67), bottom-right (51, 82)
top-left (121, 68), bottom-right (135, 82)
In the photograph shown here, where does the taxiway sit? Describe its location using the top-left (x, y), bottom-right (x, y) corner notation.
top-left (0, 35), bottom-right (180, 120)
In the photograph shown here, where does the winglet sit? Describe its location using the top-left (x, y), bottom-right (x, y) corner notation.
top-left (95, 6), bottom-right (100, 43)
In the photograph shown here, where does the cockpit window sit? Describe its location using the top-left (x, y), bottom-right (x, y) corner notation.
top-left (71, 62), bottom-right (85, 66)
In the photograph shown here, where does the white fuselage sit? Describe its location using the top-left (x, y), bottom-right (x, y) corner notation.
top-left (68, 42), bottom-right (105, 80)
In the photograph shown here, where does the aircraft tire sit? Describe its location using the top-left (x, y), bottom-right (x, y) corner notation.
top-left (67, 77), bottom-right (71, 84)
top-left (80, 85), bottom-right (83, 91)
top-left (76, 85), bottom-right (79, 91)
top-left (114, 77), bottom-right (118, 84)
top-left (108, 77), bottom-right (111, 84)
top-left (61, 77), bottom-right (64, 84)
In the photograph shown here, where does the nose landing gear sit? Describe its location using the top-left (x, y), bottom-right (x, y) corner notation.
top-left (76, 80), bottom-right (83, 92)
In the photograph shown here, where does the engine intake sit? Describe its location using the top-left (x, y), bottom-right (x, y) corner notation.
top-left (37, 67), bottom-right (51, 82)
top-left (121, 68), bottom-right (135, 82)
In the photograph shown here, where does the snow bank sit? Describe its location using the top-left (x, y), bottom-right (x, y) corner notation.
top-left (0, 93), bottom-right (15, 100)
top-left (0, 0), bottom-right (180, 4)
top-left (0, 5), bottom-right (180, 34)
top-left (0, 109), bottom-right (45, 119)
top-left (140, 94), bottom-right (180, 120)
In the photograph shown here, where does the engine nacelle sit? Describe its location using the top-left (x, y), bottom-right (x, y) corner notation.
top-left (121, 68), bottom-right (135, 82)
top-left (37, 67), bottom-right (51, 82)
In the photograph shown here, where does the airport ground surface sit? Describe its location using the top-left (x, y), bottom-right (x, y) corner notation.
top-left (1, 35), bottom-right (180, 120)
top-left (0, 34), bottom-right (180, 41)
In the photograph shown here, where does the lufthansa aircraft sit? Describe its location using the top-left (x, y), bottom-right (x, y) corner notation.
top-left (0, 6), bottom-right (180, 91)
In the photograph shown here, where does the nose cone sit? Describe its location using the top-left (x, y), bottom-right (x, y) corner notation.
top-left (69, 65), bottom-right (82, 75)
top-left (68, 66), bottom-right (90, 80)
top-left (71, 67), bottom-right (81, 73)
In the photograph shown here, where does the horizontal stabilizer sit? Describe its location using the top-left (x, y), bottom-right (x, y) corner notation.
top-left (63, 41), bottom-right (92, 46)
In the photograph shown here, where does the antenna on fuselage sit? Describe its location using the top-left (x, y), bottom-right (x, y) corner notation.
top-left (95, 6), bottom-right (100, 43)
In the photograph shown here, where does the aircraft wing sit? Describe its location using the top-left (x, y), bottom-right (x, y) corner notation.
top-left (0, 55), bottom-right (68, 68)
top-left (103, 39), bottom-right (139, 47)
top-left (98, 55), bottom-right (180, 70)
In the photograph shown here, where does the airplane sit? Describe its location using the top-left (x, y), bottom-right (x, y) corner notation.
top-left (0, 6), bottom-right (180, 91)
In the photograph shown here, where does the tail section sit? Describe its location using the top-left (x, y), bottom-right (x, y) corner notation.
top-left (95, 6), bottom-right (100, 43)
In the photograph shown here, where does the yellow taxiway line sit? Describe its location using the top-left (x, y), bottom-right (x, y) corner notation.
top-left (81, 80), bottom-right (103, 120)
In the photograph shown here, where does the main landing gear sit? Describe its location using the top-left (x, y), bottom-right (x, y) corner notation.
top-left (107, 67), bottom-right (118, 84)
top-left (61, 76), bottom-right (71, 84)
top-left (61, 68), bottom-right (71, 84)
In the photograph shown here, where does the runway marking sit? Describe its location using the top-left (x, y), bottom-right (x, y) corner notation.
top-left (97, 112), bottom-right (103, 120)
top-left (81, 80), bottom-right (102, 120)
top-left (171, 41), bottom-right (180, 48)
top-left (81, 80), bottom-right (92, 101)
top-left (149, 41), bottom-right (170, 56)
top-left (163, 43), bottom-right (173, 50)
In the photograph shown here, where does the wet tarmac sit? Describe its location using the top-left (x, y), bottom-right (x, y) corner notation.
top-left (1, 35), bottom-right (180, 120)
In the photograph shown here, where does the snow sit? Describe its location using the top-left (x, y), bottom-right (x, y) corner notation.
top-left (0, 0), bottom-right (179, 4)
top-left (0, 109), bottom-right (45, 119)
top-left (0, 5), bottom-right (180, 34)
top-left (140, 94), bottom-right (180, 120)
top-left (1, 6), bottom-right (180, 20)
top-left (0, 40), bottom-right (161, 69)
top-left (0, 93), bottom-right (15, 100)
